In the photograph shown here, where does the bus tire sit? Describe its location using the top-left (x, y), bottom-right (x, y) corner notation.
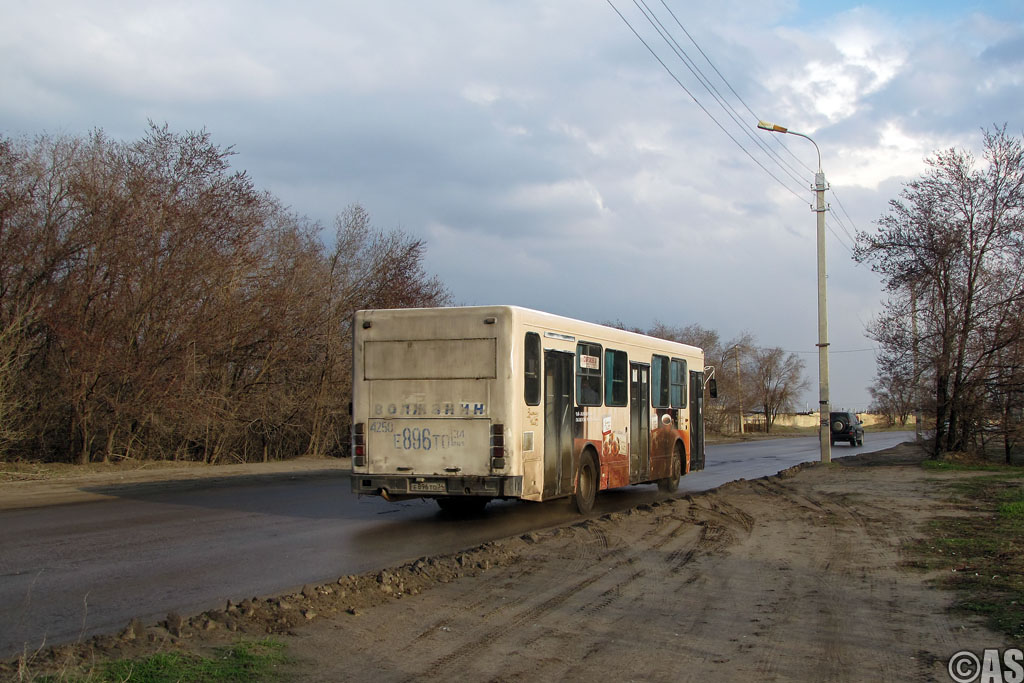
top-left (435, 496), bottom-right (489, 514)
top-left (573, 449), bottom-right (598, 514)
top-left (657, 443), bottom-right (683, 493)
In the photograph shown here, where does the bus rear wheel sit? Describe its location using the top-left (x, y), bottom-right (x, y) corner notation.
top-left (573, 450), bottom-right (598, 514)
top-left (435, 496), bottom-right (489, 514)
top-left (657, 443), bottom-right (682, 493)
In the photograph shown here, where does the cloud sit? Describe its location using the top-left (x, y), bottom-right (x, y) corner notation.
top-left (2, 0), bottom-right (1022, 408)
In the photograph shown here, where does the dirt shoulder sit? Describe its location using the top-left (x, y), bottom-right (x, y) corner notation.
top-left (6, 444), bottom-right (1012, 682)
top-left (0, 456), bottom-right (351, 511)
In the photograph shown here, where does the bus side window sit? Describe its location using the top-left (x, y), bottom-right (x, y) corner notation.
top-left (670, 358), bottom-right (687, 408)
top-left (576, 342), bottom-right (602, 406)
top-left (525, 332), bottom-right (541, 406)
top-left (651, 354), bottom-right (670, 408)
top-left (605, 349), bottom-right (628, 407)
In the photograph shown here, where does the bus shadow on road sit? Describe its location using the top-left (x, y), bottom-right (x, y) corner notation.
top-left (75, 471), bottom-right (676, 526)
top-left (345, 484), bottom-right (675, 555)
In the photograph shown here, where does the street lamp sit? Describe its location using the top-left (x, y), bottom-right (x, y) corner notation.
top-left (757, 120), bottom-right (831, 464)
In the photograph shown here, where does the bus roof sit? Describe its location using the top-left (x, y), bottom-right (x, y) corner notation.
top-left (355, 305), bottom-right (704, 357)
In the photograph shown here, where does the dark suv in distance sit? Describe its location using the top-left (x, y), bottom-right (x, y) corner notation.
top-left (829, 411), bottom-right (864, 446)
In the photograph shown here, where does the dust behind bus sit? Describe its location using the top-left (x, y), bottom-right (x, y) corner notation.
top-left (350, 306), bottom-right (708, 514)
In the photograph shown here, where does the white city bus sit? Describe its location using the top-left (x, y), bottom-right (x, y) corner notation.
top-left (350, 306), bottom-right (711, 513)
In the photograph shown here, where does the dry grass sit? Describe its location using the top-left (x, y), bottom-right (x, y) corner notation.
top-left (0, 459), bottom-right (211, 483)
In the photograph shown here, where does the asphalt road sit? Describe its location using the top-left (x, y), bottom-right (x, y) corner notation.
top-left (0, 431), bottom-right (913, 658)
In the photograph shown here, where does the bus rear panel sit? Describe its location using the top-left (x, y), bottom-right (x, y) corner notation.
top-left (351, 308), bottom-right (521, 501)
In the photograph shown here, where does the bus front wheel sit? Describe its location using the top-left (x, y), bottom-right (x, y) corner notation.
top-left (574, 450), bottom-right (598, 514)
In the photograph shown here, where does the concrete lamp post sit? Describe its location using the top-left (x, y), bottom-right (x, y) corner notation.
top-left (757, 120), bottom-right (831, 464)
top-left (722, 344), bottom-right (745, 435)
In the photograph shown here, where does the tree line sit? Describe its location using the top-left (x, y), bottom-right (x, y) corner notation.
top-left (857, 126), bottom-right (1024, 460)
top-left (0, 124), bottom-right (449, 464)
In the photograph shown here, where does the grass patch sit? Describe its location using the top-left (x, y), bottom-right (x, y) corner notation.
top-left (908, 467), bottom-right (1024, 643)
top-left (920, 459), bottom-right (1017, 473)
top-left (0, 459), bottom-right (200, 483)
top-left (37, 639), bottom-right (289, 682)
top-left (104, 640), bottom-right (288, 683)
top-left (998, 500), bottom-right (1024, 521)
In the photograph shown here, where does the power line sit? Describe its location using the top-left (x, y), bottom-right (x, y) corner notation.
top-left (786, 347), bottom-right (879, 355)
top-left (631, 0), bottom-right (810, 190)
top-left (772, 136), bottom-right (817, 176)
top-left (657, 0), bottom-right (822, 180)
top-left (605, 0), bottom-right (808, 204)
top-left (831, 188), bottom-right (863, 238)
top-left (607, 0), bottom-right (871, 267)
top-left (652, 0), bottom-right (812, 184)
top-left (826, 220), bottom-right (857, 258)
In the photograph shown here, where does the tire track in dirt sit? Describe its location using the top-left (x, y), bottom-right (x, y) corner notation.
top-left (742, 466), bottom-right (958, 681)
top-left (409, 560), bottom-right (540, 642)
top-left (410, 522), bottom-right (617, 643)
top-left (742, 477), bottom-right (865, 680)
top-left (400, 568), bottom-right (607, 682)
top-left (671, 477), bottom-right (877, 680)
top-left (401, 503), bottom-right (734, 683)
top-left (820, 470), bottom-right (975, 680)
top-left (399, 524), bottom-right (628, 682)
top-left (546, 496), bottom-right (763, 682)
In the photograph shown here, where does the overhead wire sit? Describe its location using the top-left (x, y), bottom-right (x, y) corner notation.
top-left (654, 0), bottom-right (821, 181)
top-left (608, 0), bottom-right (869, 259)
top-left (632, 0), bottom-right (810, 189)
top-left (651, 0), bottom-right (813, 184)
top-left (831, 190), bottom-right (863, 240)
top-left (786, 347), bottom-right (879, 355)
top-left (603, 0), bottom-right (808, 205)
top-left (611, 0), bottom-right (806, 196)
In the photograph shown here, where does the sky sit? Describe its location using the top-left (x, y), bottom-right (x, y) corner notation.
top-left (2, 1), bottom-right (1023, 411)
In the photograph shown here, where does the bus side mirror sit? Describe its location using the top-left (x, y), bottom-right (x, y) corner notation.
top-left (708, 379), bottom-right (718, 399)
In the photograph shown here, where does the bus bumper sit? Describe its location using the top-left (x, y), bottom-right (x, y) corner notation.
top-left (350, 474), bottom-right (523, 499)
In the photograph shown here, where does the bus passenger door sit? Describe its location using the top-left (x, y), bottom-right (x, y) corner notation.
top-left (630, 363), bottom-right (650, 482)
top-left (689, 370), bottom-right (706, 471)
top-left (544, 350), bottom-right (574, 498)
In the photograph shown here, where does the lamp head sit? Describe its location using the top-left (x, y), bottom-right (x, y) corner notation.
top-left (757, 120), bottom-right (789, 134)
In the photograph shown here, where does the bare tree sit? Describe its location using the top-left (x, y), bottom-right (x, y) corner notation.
top-left (709, 334), bottom-right (756, 435)
top-left (857, 126), bottom-right (1024, 456)
top-left (749, 346), bottom-right (808, 433)
top-left (647, 321), bottom-right (719, 351)
top-left (867, 352), bottom-right (917, 426)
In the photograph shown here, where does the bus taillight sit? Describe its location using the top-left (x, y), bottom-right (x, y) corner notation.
top-left (490, 423), bottom-right (505, 469)
top-left (353, 422), bottom-right (366, 467)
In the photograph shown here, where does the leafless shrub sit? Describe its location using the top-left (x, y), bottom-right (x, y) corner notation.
top-left (0, 124), bottom-right (449, 463)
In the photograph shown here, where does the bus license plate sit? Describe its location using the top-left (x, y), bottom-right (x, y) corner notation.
top-left (410, 481), bottom-right (446, 493)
